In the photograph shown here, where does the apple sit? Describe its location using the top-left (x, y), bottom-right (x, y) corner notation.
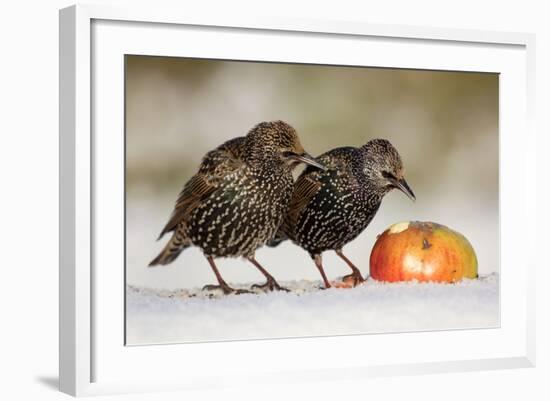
top-left (370, 221), bottom-right (478, 283)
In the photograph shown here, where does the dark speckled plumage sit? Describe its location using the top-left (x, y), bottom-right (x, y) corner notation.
top-left (274, 139), bottom-right (415, 288)
top-left (149, 120), bottom-right (324, 294)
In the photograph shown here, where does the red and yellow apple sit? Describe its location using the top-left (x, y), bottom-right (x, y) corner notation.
top-left (370, 221), bottom-right (477, 283)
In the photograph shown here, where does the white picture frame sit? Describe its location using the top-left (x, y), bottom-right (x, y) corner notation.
top-left (59, 4), bottom-right (536, 397)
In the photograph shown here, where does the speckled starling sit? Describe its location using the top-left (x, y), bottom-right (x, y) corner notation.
top-left (149, 120), bottom-right (325, 294)
top-left (272, 139), bottom-right (415, 288)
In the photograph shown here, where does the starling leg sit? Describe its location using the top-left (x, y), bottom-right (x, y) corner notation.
top-left (335, 249), bottom-right (365, 286)
top-left (202, 256), bottom-right (251, 295)
top-left (248, 257), bottom-right (289, 292)
top-left (313, 254), bottom-right (332, 289)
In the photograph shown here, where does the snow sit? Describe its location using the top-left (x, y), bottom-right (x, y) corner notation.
top-left (126, 273), bottom-right (499, 345)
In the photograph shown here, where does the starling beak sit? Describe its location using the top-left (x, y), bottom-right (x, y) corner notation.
top-left (388, 176), bottom-right (416, 201)
top-left (286, 151), bottom-right (326, 171)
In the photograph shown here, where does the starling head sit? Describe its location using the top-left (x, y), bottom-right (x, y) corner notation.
top-left (361, 139), bottom-right (415, 201)
top-left (244, 120), bottom-right (325, 170)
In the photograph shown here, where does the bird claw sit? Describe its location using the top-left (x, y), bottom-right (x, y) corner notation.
top-left (342, 272), bottom-right (365, 287)
top-left (316, 283), bottom-right (332, 290)
top-left (251, 279), bottom-right (290, 292)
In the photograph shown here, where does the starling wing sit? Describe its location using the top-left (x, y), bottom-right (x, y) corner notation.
top-left (271, 150), bottom-right (352, 246)
top-left (155, 137), bottom-right (245, 240)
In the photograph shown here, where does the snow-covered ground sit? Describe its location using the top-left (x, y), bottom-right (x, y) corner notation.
top-left (126, 273), bottom-right (499, 345)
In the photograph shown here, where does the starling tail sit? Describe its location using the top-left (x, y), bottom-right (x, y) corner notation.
top-left (149, 227), bottom-right (190, 266)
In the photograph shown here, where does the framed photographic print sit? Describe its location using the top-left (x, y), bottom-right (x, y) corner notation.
top-left (59, 4), bottom-right (536, 397)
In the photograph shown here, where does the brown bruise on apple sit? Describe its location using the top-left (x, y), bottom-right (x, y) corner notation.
top-left (370, 221), bottom-right (478, 283)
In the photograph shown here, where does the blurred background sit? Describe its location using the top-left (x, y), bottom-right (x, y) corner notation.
top-left (125, 55), bottom-right (498, 290)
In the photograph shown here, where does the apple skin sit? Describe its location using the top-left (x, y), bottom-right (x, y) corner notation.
top-left (369, 221), bottom-right (478, 283)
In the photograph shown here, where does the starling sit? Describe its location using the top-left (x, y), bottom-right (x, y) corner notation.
top-left (272, 139), bottom-right (415, 288)
top-left (149, 120), bottom-right (325, 294)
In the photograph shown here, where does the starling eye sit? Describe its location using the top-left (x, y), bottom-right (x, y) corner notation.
top-left (282, 151), bottom-right (295, 158)
top-left (381, 171), bottom-right (396, 180)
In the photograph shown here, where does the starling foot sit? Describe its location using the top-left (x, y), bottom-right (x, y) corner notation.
top-left (342, 271), bottom-right (365, 286)
top-left (335, 249), bottom-right (364, 287)
top-left (251, 277), bottom-right (289, 292)
top-left (203, 256), bottom-right (252, 295)
top-left (247, 257), bottom-right (288, 292)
